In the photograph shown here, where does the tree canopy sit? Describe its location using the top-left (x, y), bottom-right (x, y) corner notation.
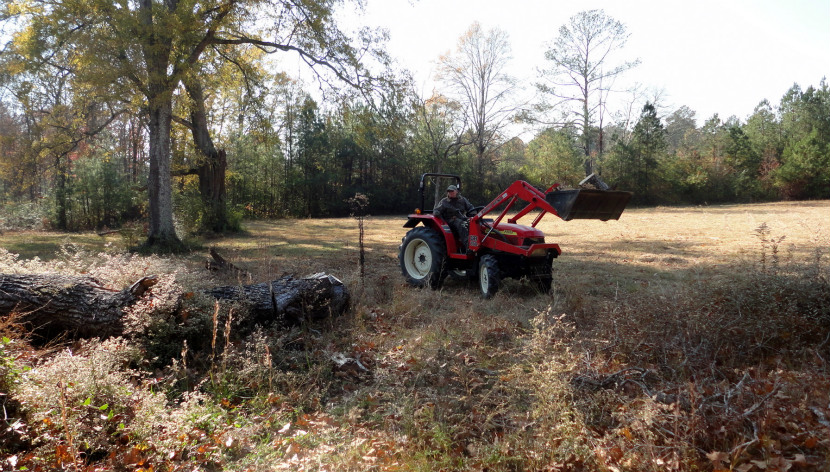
top-left (0, 8), bottom-right (827, 237)
top-left (1, 0), bottom-right (386, 248)
top-left (535, 9), bottom-right (640, 174)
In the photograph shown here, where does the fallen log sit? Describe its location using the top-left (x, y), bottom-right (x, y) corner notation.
top-left (206, 273), bottom-right (350, 326)
top-left (0, 272), bottom-right (349, 339)
top-left (0, 274), bottom-right (159, 338)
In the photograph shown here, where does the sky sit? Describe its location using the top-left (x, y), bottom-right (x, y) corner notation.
top-left (347, 0), bottom-right (830, 128)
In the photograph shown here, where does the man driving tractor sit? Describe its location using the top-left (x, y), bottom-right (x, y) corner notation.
top-left (433, 184), bottom-right (474, 252)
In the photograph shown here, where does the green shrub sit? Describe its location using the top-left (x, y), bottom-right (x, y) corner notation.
top-left (0, 200), bottom-right (46, 231)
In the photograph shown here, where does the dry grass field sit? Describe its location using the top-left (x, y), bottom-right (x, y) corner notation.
top-left (1, 201), bottom-right (829, 471)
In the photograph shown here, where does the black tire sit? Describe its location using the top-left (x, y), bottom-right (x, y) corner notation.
top-left (534, 274), bottom-right (553, 293)
top-left (478, 254), bottom-right (501, 299)
top-left (531, 257), bottom-right (554, 294)
top-left (399, 227), bottom-right (447, 289)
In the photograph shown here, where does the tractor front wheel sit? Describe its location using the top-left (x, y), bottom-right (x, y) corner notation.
top-left (399, 227), bottom-right (447, 289)
top-left (534, 274), bottom-right (553, 293)
top-left (531, 254), bottom-right (555, 294)
top-left (478, 254), bottom-right (501, 299)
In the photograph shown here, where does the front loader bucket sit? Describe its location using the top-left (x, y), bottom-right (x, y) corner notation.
top-left (546, 189), bottom-right (633, 221)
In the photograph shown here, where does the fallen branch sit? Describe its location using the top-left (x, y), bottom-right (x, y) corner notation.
top-left (205, 247), bottom-right (252, 280)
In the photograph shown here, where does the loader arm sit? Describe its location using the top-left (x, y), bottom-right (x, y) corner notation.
top-left (474, 181), bottom-right (564, 227)
top-left (474, 180), bottom-right (633, 226)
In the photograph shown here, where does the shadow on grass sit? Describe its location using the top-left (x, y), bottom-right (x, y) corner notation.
top-left (0, 232), bottom-right (117, 260)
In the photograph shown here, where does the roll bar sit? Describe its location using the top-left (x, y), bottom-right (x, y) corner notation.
top-left (418, 173), bottom-right (462, 212)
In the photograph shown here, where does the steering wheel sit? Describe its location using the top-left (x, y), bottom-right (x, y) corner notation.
top-left (467, 206), bottom-right (485, 217)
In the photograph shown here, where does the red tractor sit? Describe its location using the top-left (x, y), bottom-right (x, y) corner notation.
top-left (398, 173), bottom-right (632, 298)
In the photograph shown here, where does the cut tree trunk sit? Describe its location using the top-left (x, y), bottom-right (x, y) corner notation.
top-left (0, 272), bottom-right (349, 339)
top-left (0, 274), bottom-right (158, 338)
top-left (206, 273), bottom-right (350, 326)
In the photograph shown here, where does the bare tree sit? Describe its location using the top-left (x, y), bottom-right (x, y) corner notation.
top-left (536, 9), bottom-right (640, 175)
top-left (412, 91), bottom-right (469, 202)
top-left (437, 22), bottom-right (518, 196)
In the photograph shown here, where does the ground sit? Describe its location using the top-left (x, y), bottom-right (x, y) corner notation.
top-left (1, 201), bottom-right (828, 471)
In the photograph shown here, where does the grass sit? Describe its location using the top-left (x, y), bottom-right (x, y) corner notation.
top-left (0, 230), bottom-right (123, 260)
top-left (1, 200), bottom-right (829, 471)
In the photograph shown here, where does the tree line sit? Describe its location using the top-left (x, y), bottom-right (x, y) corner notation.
top-left (0, 6), bottom-right (827, 244)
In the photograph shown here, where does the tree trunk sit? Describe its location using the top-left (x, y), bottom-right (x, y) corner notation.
top-left (185, 77), bottom-right (229, 232)
top-left (140, 0), bottom-right (182, 250)
top-left (0, 274), bottom-right (158, 338)
top-left (206, 273), bottom-right (350, 326)
top-left (0, 273), bottom-right (349, 340)
top-left (145, 97), bottom-right (181, 249)
top-left (54, 154), bottom-right (69, 230)
top-left (197, 150), bottom-right (228, 231)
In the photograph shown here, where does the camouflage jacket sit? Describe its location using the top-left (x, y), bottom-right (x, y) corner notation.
top-left (433, 195), bottom-right (474, 222)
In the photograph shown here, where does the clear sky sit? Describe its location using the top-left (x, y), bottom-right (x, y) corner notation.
top-left (350, 0), bottom-right (830, 128)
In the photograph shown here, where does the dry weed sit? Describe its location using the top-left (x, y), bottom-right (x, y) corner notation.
top-left (2, 201), bottom-right (829, 470)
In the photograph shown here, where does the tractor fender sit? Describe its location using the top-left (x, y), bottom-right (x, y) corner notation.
top-left (403, 216), bottom-right (426, 228)
top-left (404, 214), bottom-right (443, 231)
top-left (403, 214), bottom-right (460, 253)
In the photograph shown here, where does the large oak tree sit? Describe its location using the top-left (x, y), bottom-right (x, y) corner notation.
top-left (2, 0), bottom-right (382, 249)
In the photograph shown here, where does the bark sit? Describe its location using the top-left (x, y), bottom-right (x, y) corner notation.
top-left (206, 273), bottom-right (350, 326)
top-left (0, 272), bottom-right (349, 339)
top-left (145, 97), bottom-right (181, 248)
top-left (185, 77), bottom-right (229, 232)
top-left (0, 274), bottom-right (158, 338)
top-left (140, 0), bottom-right (182, 250)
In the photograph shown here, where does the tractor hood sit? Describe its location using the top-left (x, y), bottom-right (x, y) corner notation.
top-left (492, 222), bottom-right (545, 238)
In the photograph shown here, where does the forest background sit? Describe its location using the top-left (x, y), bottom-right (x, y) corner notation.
top-left (1, 3), bottom-right (829, 469)
top-left (0, 1), bottom-right (828, 241)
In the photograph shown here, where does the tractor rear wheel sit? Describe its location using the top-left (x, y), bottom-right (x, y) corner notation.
top-left (478, 254), bottom-right (500, 299)
top-left (399, 227), bottom-right (447, 289)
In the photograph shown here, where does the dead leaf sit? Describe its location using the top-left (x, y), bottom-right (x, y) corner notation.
top-left (707, 451), bottom-right (729, 464)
